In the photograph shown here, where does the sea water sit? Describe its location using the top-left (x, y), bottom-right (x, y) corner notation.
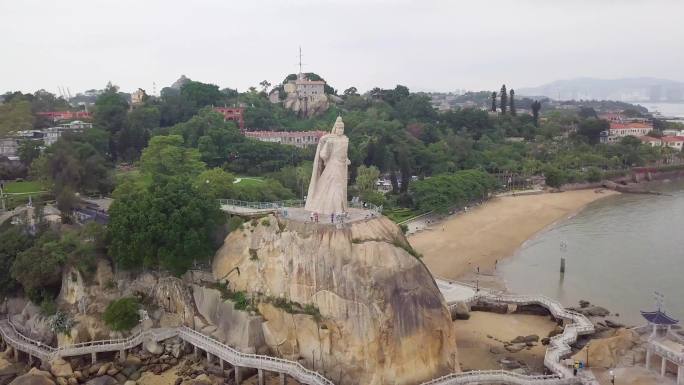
top-left (499, 181), bottom-right (684, 325)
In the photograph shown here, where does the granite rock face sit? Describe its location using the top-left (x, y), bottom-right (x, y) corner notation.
top-left (212, 214), bottom-right (458, 385)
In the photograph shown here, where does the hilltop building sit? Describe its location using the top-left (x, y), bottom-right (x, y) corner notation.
top-left (130, 88), bottom-right (146, 107)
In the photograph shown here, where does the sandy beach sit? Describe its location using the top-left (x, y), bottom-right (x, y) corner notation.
top-left (409, 189), bottom-right (618, 280)
top-left (454, 312), bottom-right (557, 372)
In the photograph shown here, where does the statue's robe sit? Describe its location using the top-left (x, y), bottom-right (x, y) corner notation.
top-left (304, 133), bottom-right (349, 215)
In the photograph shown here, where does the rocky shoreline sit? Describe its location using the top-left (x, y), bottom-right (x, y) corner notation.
top-left (0, 335), bottom-right (279, 385)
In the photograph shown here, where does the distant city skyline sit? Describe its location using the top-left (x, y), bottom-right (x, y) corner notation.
top-left (2, 0), bottom-right (683, 95)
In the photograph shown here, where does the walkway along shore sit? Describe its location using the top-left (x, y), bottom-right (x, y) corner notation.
top-left (0, 280), bottom-right (600, 385)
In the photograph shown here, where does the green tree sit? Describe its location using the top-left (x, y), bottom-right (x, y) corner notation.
top-left (108, 177), bottom-right (224, 274)
top-left (193, 168), bottom-right (235, 199)
top-left (491, 92), bottom-right (497, 112)
top-left (180, 81), bottom-right (224, 110)
top-left (0, 100), bottom-right (34, 135)
top-left (409, 170), bottom-right (496, 213)
top-left (343, 87), bottom-right (359, 97)
top-left (543, 166), bottom-right (567, 188)
top-left (531, 100), bottom-right (542, 127)
top-left (577, 118), bottom-right (609, 145)
top-left (355, 165), bottom-right (380, 196)
top-left (500, 85), bottom-right (508, 115)
top-left (103, 297), bottom-right (140, 331)
top-left (140, 135), bottom-right (205, 179)
top-left (94, 83), bottom-right (129, 157)
top-left (509, 89), bottom-right (516, 116)
top-left (0, 228), bottom-right (33, 296)
top-left (17, 140), bottom-right (42, 166)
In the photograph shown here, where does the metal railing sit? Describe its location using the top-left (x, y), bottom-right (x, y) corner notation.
top-left (218, 199), bottom-right (382, 214)
top-left (1, 283), bottom-right (598, 385)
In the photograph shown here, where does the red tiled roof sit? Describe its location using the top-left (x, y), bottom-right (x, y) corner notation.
top-left (661, 136), bottom-right (684, 143)
top-left (610, 122), bottom-right (653, 130)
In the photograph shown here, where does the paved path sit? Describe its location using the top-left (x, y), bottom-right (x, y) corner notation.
top-left (0, 206), bottom-right (26, 227)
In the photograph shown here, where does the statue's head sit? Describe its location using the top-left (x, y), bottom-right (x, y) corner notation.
top-left (332, 116), bottom-right (345, 136)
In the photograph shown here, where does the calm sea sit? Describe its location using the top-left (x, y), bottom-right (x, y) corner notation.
top-left (637, 102), bottom-right (684, 119)
top-left (499, 181), bottom-right (684, 325)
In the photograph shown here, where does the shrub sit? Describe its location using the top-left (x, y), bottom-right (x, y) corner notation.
top-left (103, 297), bottom-right (140, 331)
top-left (586, 167), bottom-right (603, 183)
top-left (40, 298), bottom-right (57, 316)
top-left (227, 216), bottom-right (245, 233)
top-left (49, 311), bottom-right (76, 335)
top-left (231, 291), bottom-right (249, 310)
top-left (260, 218), bottom-right (270, 226)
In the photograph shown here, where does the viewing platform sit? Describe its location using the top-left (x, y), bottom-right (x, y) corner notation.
top-left (218, 198), bottom-right (382, 224)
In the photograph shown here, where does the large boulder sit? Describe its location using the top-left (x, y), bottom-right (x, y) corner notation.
top-left (10, 373), bottom-right (55, 385)
top-left (151, 277), bottom-right (195, 326)
top-left (212, 214), bottom-right (458, 385)
top-left (192, 285), bottom-right (265, 350)
top-left (58, 266), bottom-right (86, 306)
top-left (571, 328), bottom-right (639, 368)
top-left (49, 358), bottom-right (73, 378)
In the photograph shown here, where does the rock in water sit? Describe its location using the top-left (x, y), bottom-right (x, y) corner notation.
top-left (212, 214), bottom-right (459, 385)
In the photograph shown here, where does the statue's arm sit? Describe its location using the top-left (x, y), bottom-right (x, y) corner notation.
top-left (320, 140), bottom-right (331, 161)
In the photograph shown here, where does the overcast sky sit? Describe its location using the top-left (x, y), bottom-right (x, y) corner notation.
top-left (2, 0), bottom-right (683, 95)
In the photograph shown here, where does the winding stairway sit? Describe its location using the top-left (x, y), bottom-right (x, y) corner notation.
top-left (0, 281), bottom-right (599, 385)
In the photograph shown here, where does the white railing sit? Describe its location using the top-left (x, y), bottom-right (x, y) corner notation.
top-left (436, 282), bottom-right (598, 385)
top-left (1, 284), bottom-right (597, 385)
top-left (178, 326), bottom-right (333, 385)
top-left (651, 339), bottom-right (684, 366)
top-left (218, 199), bottom-right (382, 214)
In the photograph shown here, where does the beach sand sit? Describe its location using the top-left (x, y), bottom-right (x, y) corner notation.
top-left (454, 311), bottom-right (557, 372)
top-left (409, 189), bottom-right (618, 281)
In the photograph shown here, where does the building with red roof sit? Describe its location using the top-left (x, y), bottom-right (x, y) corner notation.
top-left (600, 121), bottom-right (653, 143)
top-left (213, 107), bottom-right (245, 130)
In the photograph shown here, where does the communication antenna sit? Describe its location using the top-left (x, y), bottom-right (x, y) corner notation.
top-left (296, 46), bottom-right (306, 76)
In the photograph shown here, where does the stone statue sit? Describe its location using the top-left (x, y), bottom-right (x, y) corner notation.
top-left (305, 116), bottom-right (350, 215)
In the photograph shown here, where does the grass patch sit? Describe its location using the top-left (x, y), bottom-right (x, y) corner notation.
top-left (2, 180), bottom-right (46, 194)
top-left (234, 177), bottom-right (264, 187)
top-left (383, 207), bottom-right (425, 223)
top-left (266, 297), bottom-right (322, 322)
top-left (208, 282), bottom-right (252, 311)
top-left (260, 218), bottom-right (270, 226)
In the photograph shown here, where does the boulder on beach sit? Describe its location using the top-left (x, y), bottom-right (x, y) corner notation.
top-left (571, 328), bottom-right (639, 369)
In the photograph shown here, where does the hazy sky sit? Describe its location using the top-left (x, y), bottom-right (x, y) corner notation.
top-left (2, 0), bottom-right (683, 95)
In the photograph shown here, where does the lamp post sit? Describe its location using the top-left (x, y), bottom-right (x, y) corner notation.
top-left (586, 341), bottom-right (590, 368)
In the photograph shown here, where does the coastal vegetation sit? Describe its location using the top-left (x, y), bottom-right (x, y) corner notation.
top-left (1, 79), bottom-right (681, 287)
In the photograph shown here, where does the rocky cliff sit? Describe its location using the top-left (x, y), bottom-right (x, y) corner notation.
top-left (212, 214), bottom-right (459, 385)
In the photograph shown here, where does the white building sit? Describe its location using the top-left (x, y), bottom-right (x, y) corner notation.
top-left (0, 138), bottom-right (18, 157)
top-left (284, 73), bottom-right (326, 102)
top-left (600, 122), bottom-right (653, 143)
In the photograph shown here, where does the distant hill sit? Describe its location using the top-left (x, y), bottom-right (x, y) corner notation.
top-left (518, 77), bottom-right (684, 102)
